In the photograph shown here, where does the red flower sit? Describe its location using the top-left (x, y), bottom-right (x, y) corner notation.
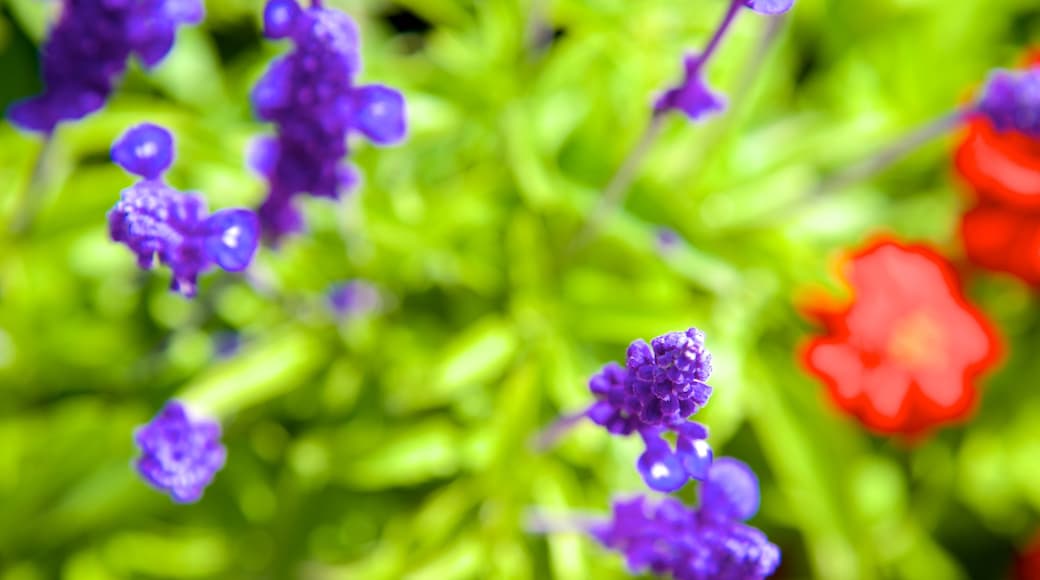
top-left (955, 52), bottom-right (1040, 286)
top-left (961, 201), bottom-right (1040, 286)
top-left (1017, 534), bottom-right (1040, 580)
top-left (800, 239), bottom-right (1001, 436)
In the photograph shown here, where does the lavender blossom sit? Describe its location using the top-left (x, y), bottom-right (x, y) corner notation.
top-left (590, 460), bottom-right (780, 580)
top-left (7, 0), bottom-right (203, 133)
top-left (584, 328), bottom-right (714, 491)
top-left (977, 68), bottom-right (1040, 138)
top-left (251, 0), bottom-right (407, 241)
top-left (134, 401), bottom-right (226, 503)
top-left (655, 0), bottom-right (794, 121)
top-left (108, 124), bottom-right (260, 297)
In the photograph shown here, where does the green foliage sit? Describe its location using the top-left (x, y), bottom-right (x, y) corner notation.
top-left (1, 0), bottom-right (1038, 578)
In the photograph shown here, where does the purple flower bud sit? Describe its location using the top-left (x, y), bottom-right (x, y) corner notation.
top-left (700, 457), bottom-right (761, 522)
top-left (352, 85), bottom-right (409, 145)
top-left (977, 68), bottom-right (1040, 138)
top-left (327, 280), bottom-right (382, 317)
top-left (744, 0), bottom-right (795, 14)
top-left (108, 125), bottom-right (260, 297)
top-left (134, 401), bottom-right (226, 503)
top-left (7, 0), bottom-right (204, 133)
top-left (677, 434), bottom-right (714, 480)
top-left (111, 123), bottom-right (174, 179)
top-left (654, 54), bottom-right (727, 121)
top-left (251, 0), bottom-right (407, 241)
top-left (637, 433), bottom-right (689, 492)
top-left (264, 0), bottom-right (303, 39)
top-left (656, 227), bottom-right (681, 252)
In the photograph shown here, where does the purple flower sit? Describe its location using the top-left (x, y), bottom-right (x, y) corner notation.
top-left (590, 461), bottom-right (780, 579)
top-left (584, 328), bottom-right (714, 491)
top-left (108, 124), bottom-right (260, 297)
top-left (654, 54), bottom-right (727, 121)
top-left (327, 280), bottom-right (382, 317)
top-left (744, 0), bottom-right (795, 14)
top-left (655, 0), bottom-right (794, 121)
top-left (251, 0), bottom-right (407, 241)
top-left (977, 68), bottom-right (1040, 138)
top-left (7, 0), bottom-right (203, 134)
top-left (134, 401), bottom-right (226, 503)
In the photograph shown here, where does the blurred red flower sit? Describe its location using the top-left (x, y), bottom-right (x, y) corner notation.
top-left (1016, 533), bottom-right (1040, 580)
top-left (955, 52), bottom-right (1040, 286)
top-left (800, 239), bottom-right (1001, 436)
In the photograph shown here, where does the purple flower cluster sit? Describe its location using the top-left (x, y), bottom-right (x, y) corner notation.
top-left (250, 0), bottom-right (407, 240)
top-left (108, 124), bottom-right (260, 297)
top-left (8, 0), bottom-right (204, 134)
top-left (592, 459), bottom-right (780, 580)
top-left (655, 0), bottom-right (794, 121)
top-left (585, 328), bottom-right (714, 491)
top-left (134, 401), bottom-right (226, 503)
top-left (976, 68), bottom-right (1040, 138)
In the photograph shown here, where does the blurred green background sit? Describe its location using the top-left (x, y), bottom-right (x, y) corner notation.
top-left (2, 0), bottom-right (1040, 578)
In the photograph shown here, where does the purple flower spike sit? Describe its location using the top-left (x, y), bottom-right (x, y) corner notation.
top-left (744, 0), bottom-right (795, 14)
top-left (578, 328), bottom-right (715, 490)
top-left (108, 125), bottom-right (261, 297)
top-left (654, 54), bottom-right (727, 121)
top-left (112, 124), bottom-right (175, 180)
top-left (251, 0), bottom-right (407, 241)
top-left (591, 493), bottom-right (780, 580)
top-left (7, 0), bottom-right (204, 134)
top-left (701, 457), bottom-right (761, 522)
top-left (977, 68), bottom-right (1040, 138)
top-left (134, 401), bottom-right (226, 503)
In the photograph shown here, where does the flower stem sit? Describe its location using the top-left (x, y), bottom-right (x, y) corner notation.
top-left (568, 0), bottom-right (748, 252)
top-left (531, 409), bottom-right (588, 452)
top-left (525, 509), bottom-right (603, 535)
top-left (809, 107), bottom-right (972, 198)
top-left (698, 0), bottom-right (745, 70)
top-left (9, 137), bottom-right (53, 238)
top-left (568, 113), bottom-right (666, 253)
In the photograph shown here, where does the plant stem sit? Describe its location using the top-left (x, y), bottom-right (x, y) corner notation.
top-left (525, 509), bottom-right (603, 534)
top-left (9, 137), bottom-right (53, 238)
top-left (568, 0), bottom-right (748, 252)
top-left (809, 107), bottom-right (971, 198)
top-left (568, 113), bottom-right (666, 253)
top-left (531, 409), bottom-right (588, 452)
top-left (698, 0), bottom-right (745, 70)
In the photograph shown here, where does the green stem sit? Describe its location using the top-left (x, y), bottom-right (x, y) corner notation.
top-left (568, 113), bottom-right (666, 253)
top-left (9, 137), bottom-right (53, 238)
top-left (809, 108), bottom-right (971, 198)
